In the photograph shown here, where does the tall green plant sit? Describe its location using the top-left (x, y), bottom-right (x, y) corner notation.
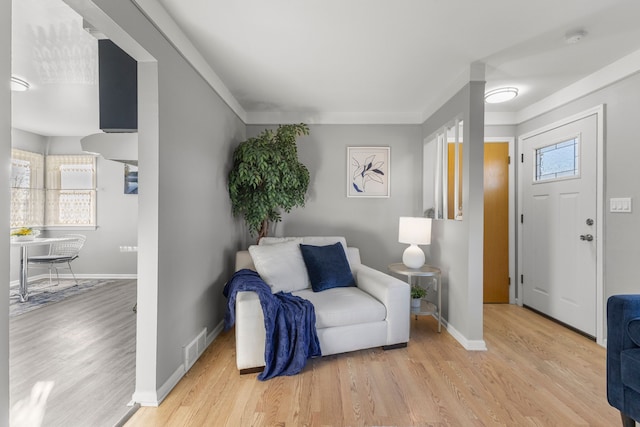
top-left (228, 124), bottom-right (310, 240)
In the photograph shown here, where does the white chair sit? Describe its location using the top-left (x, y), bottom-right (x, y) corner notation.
top-left (28, 234), bottom-right (86, 286)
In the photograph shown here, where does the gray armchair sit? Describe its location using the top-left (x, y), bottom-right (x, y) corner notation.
top-left (607, 295), bottom-right (640, 427)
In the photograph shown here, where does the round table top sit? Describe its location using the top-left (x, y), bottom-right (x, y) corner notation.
top-left (388, 262), bottom-right (441, 276)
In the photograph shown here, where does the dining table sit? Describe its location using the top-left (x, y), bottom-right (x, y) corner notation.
top-left (11, 237), bottom-right (76, 302)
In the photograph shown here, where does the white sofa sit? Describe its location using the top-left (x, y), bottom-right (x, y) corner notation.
top-left (233, 236), bottom-right (410, 373)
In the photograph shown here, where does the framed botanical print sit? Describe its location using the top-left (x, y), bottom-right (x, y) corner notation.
top-left (347, 146), bottom-right (390, 198)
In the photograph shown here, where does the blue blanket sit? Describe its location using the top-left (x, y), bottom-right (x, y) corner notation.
top-left (223, 269), bottom-right (321, 380)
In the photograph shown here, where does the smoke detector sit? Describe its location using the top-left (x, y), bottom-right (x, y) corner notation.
top-left (565, 30), bottom-right (587, 44)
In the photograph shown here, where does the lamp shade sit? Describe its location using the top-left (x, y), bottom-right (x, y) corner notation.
top-left (398, 217), bottom-right (431, 245)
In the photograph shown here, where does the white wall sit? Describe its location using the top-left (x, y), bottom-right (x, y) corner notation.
top-left (0, 0), bottom-right (11, 423)
top-left (246, 124), bottom-right (423, 272)
top-left (10, 132), bottom-right (138, 282)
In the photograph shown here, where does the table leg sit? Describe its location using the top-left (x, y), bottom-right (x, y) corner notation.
top-left (406, 276), bottom-right (418, 320)
top-left (437, 273), bottom-right (441, 333)
top-left (19, 245), bottom-right (29, 302)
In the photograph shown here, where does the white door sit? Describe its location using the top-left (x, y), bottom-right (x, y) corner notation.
top-left (521, 114), bottom-right (597, 336)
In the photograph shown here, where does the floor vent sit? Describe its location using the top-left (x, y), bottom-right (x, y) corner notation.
top-left (183, 327), bottom-right (207, 372)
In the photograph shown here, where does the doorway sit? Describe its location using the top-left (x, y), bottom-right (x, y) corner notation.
top-left (518, 106), bottom-right (604, 341)
top-left (447, 138), bottom-right (515, 304)
top-left (483, 142), bottom-right (510, 303)
top-left (9, 0), bottom-right (160, 421)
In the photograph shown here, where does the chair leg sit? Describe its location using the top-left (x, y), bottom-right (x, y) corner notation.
top-left (48, 265), bottom-right (54, 287)
top-left (622, 412), bottom-right (636, 427)
top-left (54, 266), bottom-right (61, 286)
top-left (68, 261), bottom-right (78, 286)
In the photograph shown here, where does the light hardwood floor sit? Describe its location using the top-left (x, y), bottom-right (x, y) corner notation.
top-left (126, 304), bottom-right (618, 426)
top-left (10, 279), bottom-right (137, 427)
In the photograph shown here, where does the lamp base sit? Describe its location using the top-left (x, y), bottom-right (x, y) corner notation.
top-left (402, 244), bottom-right (425, 269)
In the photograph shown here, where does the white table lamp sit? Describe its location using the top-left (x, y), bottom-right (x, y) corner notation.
top-left (398, 217), bottom-right (432, 268)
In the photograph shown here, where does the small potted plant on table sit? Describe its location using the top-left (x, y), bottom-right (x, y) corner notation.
top-left (411, 285), bottom-right (427, 309)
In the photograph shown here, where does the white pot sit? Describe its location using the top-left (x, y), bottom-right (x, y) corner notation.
top-left (411, 298), bottom-right (422, 308)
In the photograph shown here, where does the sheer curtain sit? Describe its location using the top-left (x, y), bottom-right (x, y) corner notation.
top-left (45, 155), bottom-right (96, 226)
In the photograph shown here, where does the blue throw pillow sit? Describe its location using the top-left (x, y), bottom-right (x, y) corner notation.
top-left (299, 242), bottom-right (355, 292)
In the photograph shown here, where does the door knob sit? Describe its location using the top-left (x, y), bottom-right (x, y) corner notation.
top-left (580, 234), bottom-right (594, 242)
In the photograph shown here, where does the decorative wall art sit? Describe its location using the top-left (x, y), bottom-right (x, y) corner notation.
top-left (347, 146), bottom-right (390, 198)
top-left (124, 164), bottom-right (138, 194)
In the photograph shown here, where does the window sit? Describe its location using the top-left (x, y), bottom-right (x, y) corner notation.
top-left (10, 150), bottom-right (97, 228)
top-left (535, 137), bottom-right (579, 182)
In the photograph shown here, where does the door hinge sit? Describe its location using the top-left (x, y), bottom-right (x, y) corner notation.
top-left (508, 155), bottom-right (511, 165)
top-left (520, 274), bottom-right (524, 284)
top-left (520, 214), bottom-right (524, 224)
top-left (521, 153), bottom-right (524, 163)
top-left (508, 276), bottom-right (511, 286)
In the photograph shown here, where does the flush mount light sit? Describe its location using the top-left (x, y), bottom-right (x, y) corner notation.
top-left (485, 87), bottom-right (518, 104)
top-left (10, 76), bottom-right (30, 92)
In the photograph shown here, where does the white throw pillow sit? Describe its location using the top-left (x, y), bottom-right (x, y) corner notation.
top-left (248, 241), bottom-right (310, 293)
top-left (258, 237), bottom-right (304, 246)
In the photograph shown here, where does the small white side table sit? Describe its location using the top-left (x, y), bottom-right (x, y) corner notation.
top-left (388, 262), bottom-right (442, 333)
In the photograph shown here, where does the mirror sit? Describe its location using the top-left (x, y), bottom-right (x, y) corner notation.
top-left (423, 120), bottom-right (463, 220)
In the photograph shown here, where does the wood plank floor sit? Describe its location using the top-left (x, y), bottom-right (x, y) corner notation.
top-left (10, 279), bottom-right (137, 427)
top-left (126, 304), bottom-right (618, 427)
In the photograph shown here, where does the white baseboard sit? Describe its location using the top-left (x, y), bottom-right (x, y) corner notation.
top-left (446, 322), bottom-right (488, 351)
top-left (133, 320), bottom-right (226, 407)
top-left (131, 390), bottom-right (161, 407)
top-left (207, 320), bottom-right (224, 347)
top-left (10, 273), bottom-right (137, 287)
top-left (156, 363), bottom-right (186, 405)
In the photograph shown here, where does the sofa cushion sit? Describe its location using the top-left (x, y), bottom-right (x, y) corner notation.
top-left (293, 287), bottom-right (386, 329)
top-left (621, 348), bottom-right (640, 394)
top-left (258, 237), bottom-right (304, 246)
top-left (248, 241), bottom-right (310, 293)
top-left (300, 243), bottom-right (355, 292)
top-left (627, 317), bottom-right (640, 347)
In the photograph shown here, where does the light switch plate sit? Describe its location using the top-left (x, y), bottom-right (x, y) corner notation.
top-left (610, 197), bottom-right (632, 213)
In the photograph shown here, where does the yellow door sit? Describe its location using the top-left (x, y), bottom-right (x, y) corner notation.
top-left (483, 142), bottom-right (509, 303)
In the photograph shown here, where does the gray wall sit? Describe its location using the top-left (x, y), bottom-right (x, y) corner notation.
top-left (86, 0), bottom-right (246, 399)
top-left (10, 132), bottom-right (138, 282)
top-left (246, 124), bottom-right (423, 272)
top-left (422, 81), bottom-right (486, 345)
top-left (1, 0), bottom-right (10, 423)
top-left (516, 72), bottom-right (640, 306)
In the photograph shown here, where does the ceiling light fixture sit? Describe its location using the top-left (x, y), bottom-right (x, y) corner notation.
top-left (10, 76), bottom-right (30, 92)
top-left (485, 87), bottom-right (518, 104)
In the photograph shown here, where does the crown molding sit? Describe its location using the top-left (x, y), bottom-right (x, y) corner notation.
top-left (132, 0), bottom-right (247, 123)
top-left (515, 48), bottom-right (640, 124)
top-left (245, 111), bottom-right (424, 126)
top-left (485, 112), bottom-right (518, 126)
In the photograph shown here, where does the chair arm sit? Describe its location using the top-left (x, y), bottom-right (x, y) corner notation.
top-left (355, 264), bottom-right (410, 345)
top-left (606, 295), bottom-right (640, 409)
top-left (235, 291), bottom-right (267, 370)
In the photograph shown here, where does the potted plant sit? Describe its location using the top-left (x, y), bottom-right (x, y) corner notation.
top-left (228, 124), bottom-right (310, 241)
top-left (411, 285), bottom-right (427, 308)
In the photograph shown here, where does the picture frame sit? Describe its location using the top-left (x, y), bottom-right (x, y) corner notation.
top-left (124, 164), bottom-right (138, 194)
top-left (347, 146), bottom-right (390, 198)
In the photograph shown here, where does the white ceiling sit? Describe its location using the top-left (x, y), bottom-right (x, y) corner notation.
top-left (11, 0), bottom-right (640, 135)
